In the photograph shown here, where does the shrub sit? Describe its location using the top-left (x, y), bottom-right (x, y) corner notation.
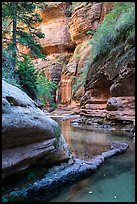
top-left (36, 72), bottom-right (57, 108)
top-left (5, 52), bottom-right (57, 107)
top-left (81, 58), bottom-right (92, 85)
top-left (17, 31), bottom-right (46, 60)
top-left (17, 54), bottom-right (38, 99)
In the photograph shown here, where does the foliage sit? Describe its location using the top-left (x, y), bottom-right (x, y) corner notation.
top-left (2, 2), bottom-right (45, 61)
top-left (81, 58), bottom-right (92, 85)
top-left (17, 54), bottom-right (38, 99)
top-left (2, 2), bottom-right (47, 101)
top-left (2, 48), bottom-right (21, 88)
top-left (2, 196), bottom-right (8, 202)
top-left (72, 78), bottom-right (82, 96)
top-left (126, 27), bottom-right (135, 39)
top-left (90, 2), bottom-right (135, 61)
top-left (17, 31), bottom-right (45, 59)
top-left (53, 125), bottom-right (61, 139)
top-left (82, 2), bottom-right (135, 86)
top-left (86, 29), bottom-right (96, 35)
top-left (52, 125), bottom-right (61, 148)
top-left (3, 47), bottom-right (57, 106)
top-left (36, 72), bottom-right (57, 107)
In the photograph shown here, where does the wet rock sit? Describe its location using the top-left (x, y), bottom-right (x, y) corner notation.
top-left (110, 141), bottom-right (129, 150)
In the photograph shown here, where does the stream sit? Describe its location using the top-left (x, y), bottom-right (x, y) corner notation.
top-left (49, 118), bottom-right (135, 202)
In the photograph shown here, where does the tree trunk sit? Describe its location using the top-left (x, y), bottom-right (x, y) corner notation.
top-left (12, 1), bottom-right (17, 70)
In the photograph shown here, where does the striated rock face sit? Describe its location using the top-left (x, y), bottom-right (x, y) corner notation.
top-left (80, 97), bottom-right (135, 122)
top-left (69, 2), bottom-right (114, 44)
top-left (33, 1), bottom-right (135, 130)
top-left (69, 2), bottom-right (135, 131)
top-left (65, 40), bottom-right (91, 103)
top-left (69, 2), bottom-right (102, 44)
top-left (2, 80), bottom-right (72, 179)
top-left (106, 97), bottom-right (135, 121)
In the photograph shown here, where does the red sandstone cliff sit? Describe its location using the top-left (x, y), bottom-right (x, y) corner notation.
top-left (34, 2), bottom-right (135, 129)
top-left (34, 2), bottom-right (114, 105)
top-left (59, 2), bottom-right (114, 105)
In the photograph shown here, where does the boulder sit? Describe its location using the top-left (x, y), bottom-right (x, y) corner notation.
top-left (106, 97), bottom-right (123, 111)
top-left (2, 80), bottom-right (71, 179)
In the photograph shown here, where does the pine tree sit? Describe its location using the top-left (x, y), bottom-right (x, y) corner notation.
top-left (2, 2), bottom-right (46, 99)
top-left (2, 2), bottom-right (45, 62)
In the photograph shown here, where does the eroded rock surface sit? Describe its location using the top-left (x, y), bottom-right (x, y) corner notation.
top-left (38, 2), bottom-right (74, 54)
top-left (69, 2), bottom-right (103, 44)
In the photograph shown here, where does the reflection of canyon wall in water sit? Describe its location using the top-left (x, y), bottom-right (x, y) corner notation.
top-left (61, 120), bottom-right (109, 160)
top-left (64, 179), bottom-right (89, 202)
top-left (71, 129), bottom-right (109, 160)
top-left (60, 120), bottom-right (72, 147)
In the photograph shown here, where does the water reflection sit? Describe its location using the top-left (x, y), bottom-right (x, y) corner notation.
top-left (60, 119), bottom-right (110, 160)
top-left (50, 118), bottom-right (135, 202)
top-left (64, 179), bottom-right (89, 202)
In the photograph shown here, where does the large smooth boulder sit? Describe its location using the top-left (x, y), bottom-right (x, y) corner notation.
top-left (2, 80), bottom-right (71, 179)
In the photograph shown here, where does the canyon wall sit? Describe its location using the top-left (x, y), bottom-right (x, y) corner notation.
top-left (33, 2), bottom-right (75, 109)
top-left (78, 3), bottom-right (135, 131)
top-left (35, 2), bottom-right (114, 107)
top-left (34, 2), bottom-right (135, 130)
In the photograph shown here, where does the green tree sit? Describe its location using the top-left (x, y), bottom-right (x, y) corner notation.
top-left (2, 2), bottom-right (46, 99)
top-left (17, 54), bottom-right (38, 99)
top-left (2, 2), bottom-right (45, 63)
